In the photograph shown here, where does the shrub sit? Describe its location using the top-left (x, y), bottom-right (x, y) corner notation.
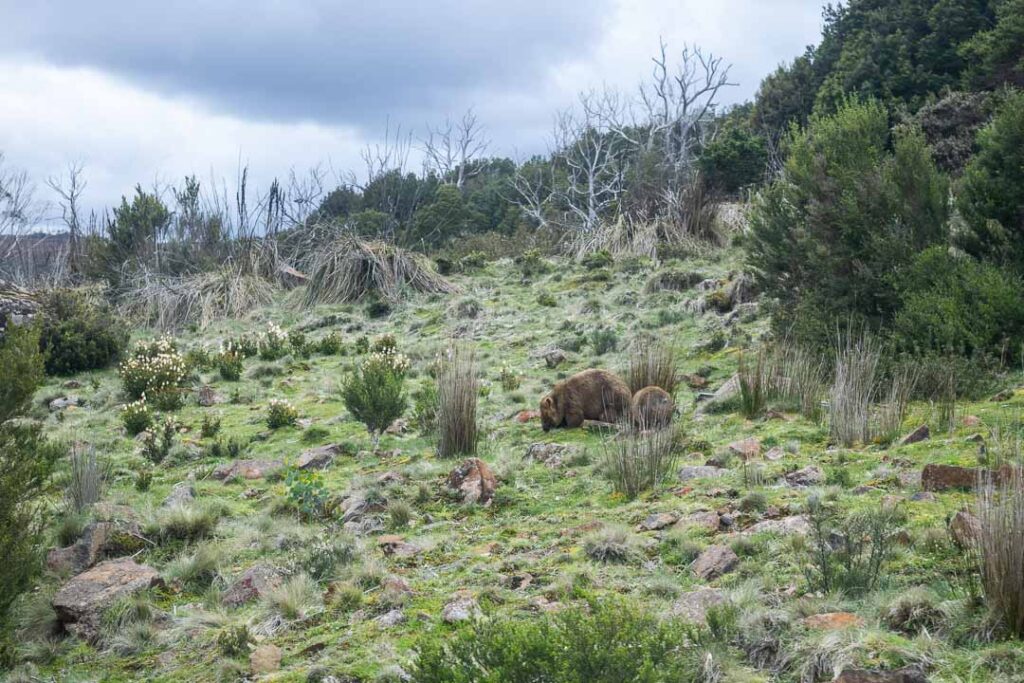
top-left (146, 503), bottom-right (220, 543)
top-left (215, 624), bottom-right (252, 658)
top-left (216, 344), bottom-right (244, 382)
top-left (266, 399), bottom-right (299, 429)
top-left (284, 468), bottom-right (330, 521)
top-left (200, 413), bottom-right (221, 439)
top-left (601, 426), bottom-right (680, 500)
top-left (803, 495), bottom-right (905, 596)
top-left (0, 323), bottom-right (44, 422)
top-left (436, 345), bottom-right (478, 458)
top-left (288, 329), bottom-right (307, 355)
top-left (263, 573), bottom-right (321, 620)
top-left (411, 597), bottom-right (702, 683)
top-left (412, 380), bottom-right (438, 434)
top-left (536, 291), bottom-right (557, 307)
top-left (342, 350), bottom-right (409, 445)
top-left (371, 334), bottom-right (399, 355)
top-left (317, 331), bottom-right (344, 355)
top-left (514, 249), bottom-right (547, 278)
top-left (590, 327), bottom-right (618, 355)
top-left (119, 338), bottom-right (189, 409)
top-left (37, 288), bottom-right (129, 375)
top-left (302, 536), bottom-right (358, 581)
top-left (583, 525), bottom-right (642, 564)
top-left (387, 500), bottom-right (413, 530)
top-left (257, 322), bottom-right (289, 360)
top-left (164, 543), bottom-right (222, 590)
top-left (497, 364), bottom-right (522, 392)
top-left (581, 250), bottom-right (613, 270)
top-left (976, 466), bottom-right (1024, 637)
top-left (626, 337), bottom-right (679, 395)
top-left (121, 399), bottom-right (152, 436)
top-left (141, 417), bottom-right (177, 465)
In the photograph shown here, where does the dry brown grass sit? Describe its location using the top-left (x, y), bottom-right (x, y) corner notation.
top-left (436, 345), bottom-right (478, 458)
top-left (626, 337), bottom-right (680, 395)
top-left (977, 465), bottom-right (1024, 637)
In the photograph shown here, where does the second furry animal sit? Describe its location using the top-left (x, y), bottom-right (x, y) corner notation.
top-left (539, 369), bottom-right (632, 431)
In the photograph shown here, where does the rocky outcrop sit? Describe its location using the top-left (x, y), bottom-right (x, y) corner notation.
top-left (47, 521), bottom-right (144, 574)
top-left (52, 559), bottom-right (163, 640)
top-left (223, 564), bottom-right (285, 607)
top-left (692, 545), bottom-right (739, 580)
top-left (296, 444), bottom-right (344, 470)
top-left (786, 466), bottom-right (825, 487)
top-left (211, 459), bottom-right (284, 482)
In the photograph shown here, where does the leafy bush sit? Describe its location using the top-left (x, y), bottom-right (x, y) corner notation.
top-left (514, 249), bottom-right (547, 278)
top-left (436, 345), bottom-right (478, 458)
top-left (342, 350), bottom-right (409, 444)
top-left (215, 624), bottom-right (252, 657)
top-left (256, 322), bottom-right (290, 360)
top-left (803, 495), bottom-right (905, 596)
top-left (412, 597), bottom-right (702, 683)
top-left (141, 417), bottom-right (177, 465)
top-left (266, 399), bottom-right (299, 429)
top-left (302, 536), bottom-right (357, 581)
top-left (581, 250), bottom-right (613, 270)
top-left (699, 122), bottom-right (768, 194)
top-left (584, 525), bottom-right (642, 564)
top-left (0, 326), bottom-right (62, 625)
top-left (200, 413), bottom-right (221, 439)
top-left (121, 399), bottom-right (152, 436)
top-left (317, 331), bottom-right (344, 355)
top-left (216, 344), bottom-right (244, 381)
top-left (37, 288), bottom-right (129, 375)
top-left (498, 364), bottom-right (522, 392)
top-left (412, 380), bottom-right (439, 434)
top-left (590, 327), bottom-right (618, 355)
top-left (284, 469), bottom-right (330, 521)
top-left (119, 338), bottom-right (189, 409)
top-left (747, 99), bottom-right (948, 348)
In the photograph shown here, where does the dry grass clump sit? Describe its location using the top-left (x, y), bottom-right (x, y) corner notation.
top-left (304, 237), bottom-right (456, 306)
top-left (583, 524), bottom-right (643, 564)
top-left (976, 465), bottom-right (1024, 637)
top-left (626, 337), bottom-right (680, 395)
top-left (436, 345), bottom-right (478, 458)
top-left (121, 267), bottom-right (276, 330)
top-left (602, 424), bottom-right (681, 499)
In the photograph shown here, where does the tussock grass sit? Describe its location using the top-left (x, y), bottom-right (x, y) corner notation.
top-left (436, 345), bottom-right (478, 458)
top-left (63, 447), bottom-right (105, 515)
top-left (583, 525), bottom-right (643, 564)
top-left (304, 237), bottom-right (456, 306)
top-left (121, 267), bottom-right (276, 330)
top-left (977, 465), bottom-right (1024, 637)
top-left (626, 337), bottom-right (679, 395)
top-left (601, 424), bottom-right (681, 499)
top-left (264, 573), bottom-right (322, 620)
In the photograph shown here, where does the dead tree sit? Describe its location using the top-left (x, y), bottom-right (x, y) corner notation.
top-left (422, 109), bottom-right (490, 189)
top-left (46, 162), bottom-right (87, 278)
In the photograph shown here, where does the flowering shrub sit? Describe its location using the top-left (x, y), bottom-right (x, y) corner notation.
top-left (498, 363), bottom-right (522, 392)
top-left (142, 416), bottom-right (177, 464)
top-left (370, 333), bottom-right (399, 354)
top-left (121, 399), bottom-right (152, 436)
top-left (368, 348), bottom-right (411, 378)
top-left (318, 331), bottom-right (344, 355)
top-left (266, 398), bottom-right (299, 429)
top-left (120, 338), bottom-right (189, 409)
top-left (288, 329), bottom-right (309, 357)
top-left (217, 340), bottom-right (245, 381)
top-left (228, 333), bottom-right (259, 358)
top-left (258, 322), bottom-right (290, 361)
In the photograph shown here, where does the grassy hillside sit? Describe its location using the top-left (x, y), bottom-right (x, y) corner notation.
top-left (11, 245), bottom-right (1024, 682)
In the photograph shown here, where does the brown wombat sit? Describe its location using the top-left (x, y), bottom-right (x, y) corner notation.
top-left (540, 369), bottom-right (632, 431)
top-left (632, 386), bottom-right (675, 429)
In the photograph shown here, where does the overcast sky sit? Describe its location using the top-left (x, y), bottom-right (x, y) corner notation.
top-left (0, 0), bottom-right (825, 226)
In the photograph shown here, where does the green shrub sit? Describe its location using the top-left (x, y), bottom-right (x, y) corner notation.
top-left (257, 322), bottom-right (290, 360)
top-left (266, 399), bottom-right (299, 429)
top-left (121, 399), bottom-right (152, 436)
top-left (536, 291), bottom-right (557, 307)
top-left (514, 249), bottom-right (547, 279)
top-left (498, 364), bottom-right (522, 392)
top-left (216, 346), bottom-right (243, 381)
top-left (141, 417), bottom-right (177, 465)
top-left (146, 503), bottom-right (220, 543)
top-left (215, 624), bottom-right (252, 658)
top-left (590, 327), bottom-right (618, 355)
top-left (894, 248), bottom-right (1024, 358)
top-left (119, 338), bottom-right (189, 409)
top-left (342, 350), bottom-right (409, 445)
top-left (411, 597), bottom-right (703, 683)
top-left (37, 288), bottom-right (129, 376)
top-left (581, 250), bottom-right (613, 270)
top-left (412, 380), bottom-right (438, 434)
top-left (200, 414), bottom-right (221, 438)
top-left (317, 332), bottom-right (344, 355)
top-left (0, 324), bottom-right (44, 422)
top-left (302, 536), bottom-right (357, 581)
top-left (284, 469), bottom-right (330, 521)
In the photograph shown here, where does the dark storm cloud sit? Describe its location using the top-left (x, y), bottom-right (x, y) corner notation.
top-left (0, 1), bottom-right (610, 127)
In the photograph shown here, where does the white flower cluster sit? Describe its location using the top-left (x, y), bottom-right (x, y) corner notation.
top-left (261, 322), bottom-right (289, 348)
top-left (120, 340), bottom-right (188, 398)
top-left (219, 339), bottom-right (244, 356)
top-left (368, 347), bottom-right (410, 375)
top-left (121, 399), bottom-right (149, 415)
top-left (266, 398), bottom-right (299, 428)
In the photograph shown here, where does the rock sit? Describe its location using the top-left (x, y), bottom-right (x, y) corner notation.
top-left (48, 396), bottom-right (81, 411)
top-left (691, 545), bottom-right (739, 580)
top-left (695, 375), bottom-right (739, 413)
top-left (921, 463), bottom-right (977, 491)
top-left (900, 424), bottom-right (930, 446)
top-left (803, 612), bottom-right (865, 630)
top-left (639, 512), bottom-right (679, 531)
top-left (197, 385), bottom-right (224, 407)
top-left (675, 511), bottom-right (721, 534)
top-left (515, 409), bottom-right (540, 423)
top-left (679, 465), bottom-right (728, 482)
top-left (46, 521), bottom-right (143, 574)
top-left (949, 510), bottom-right (981, 548)
top-left (52, 559), bottom-right (163, 640)
top-left (385, 418), bottom-right (409, 435)
top-left (382, 576), bottom-right (414, 596)
top-left (211, 459), bottom-right (284, 482)
top-left (62, 380), bottom-right (82, 389)
top-left (544, 349), bottom-right (567, 369)
top-left (378, 535), bottom-right (421, 558)
top-left (963, 415), bottom-right (981, 428)
top-left (728, 437), bottom-right (761, 460)
top-left (910, 492), bottom-right (937, 502)
top-left (446, 458), bottom-right (498, 505)
top-left (296, 444), bottom-right (344, 470)
top-left (669, 588), bottom-right (726, 623)
top-left (223, 564), bottom-right (284, 607)
top-left (744, 516), bottom-right (810, 536)
top-left (683, 374), bottom-right (709, 389)
top-left (898, 470), bottom-right (922, 488)
top-left (250, 643), bottom-right (282, 674)
top-left (376, 609), bottom-right (406, 627)
top-left (786, 466), bottom-right (825, 487)
top-left (162, 482), bottom-right (196, 507)
top-left (524, 442), bottom-right (577, 467)
top-left (833, 666), bottom-right (929, 683)
top-left (442, 595), bottom-right (480, 623)
top-left (764, 447), bottom-right (785, 461)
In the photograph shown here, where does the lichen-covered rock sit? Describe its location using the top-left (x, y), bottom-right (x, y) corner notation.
top-left (223, 564), bottom-right (284, 607)
top-left (675, 510), bottom-right (721, 534)
top-left (949, 510), bottom-right (981, 548)
top-left (162, 482), bottom-right (196, 507)
top-left (446, 458), bottom-right (498, 505)
top-left (47, 521), bottom-right (144, 574)
top-left (211, 459), bottom-right (284, 481)
top-left (296, 443), bottom-right (344, 470)
top-left (744, 516), bottom-right (810, 536)
top-left (691, 545), bottom-right (739, 580)
top-left (52, 559), bottom-right (163, 640)
top-left (638, 512), bottom-right (679, 531)
top-left (669, 587), bottom-right (726, 623)
top-left (728, 437), bottom-right (761, 460)
top-left (786, 466), bottom-right (825, 487)
top-left (679, 465), bottom-right (728, 481)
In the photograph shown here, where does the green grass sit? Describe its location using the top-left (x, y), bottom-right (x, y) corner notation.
top-left (16, 250), bottom-right (1024, 681)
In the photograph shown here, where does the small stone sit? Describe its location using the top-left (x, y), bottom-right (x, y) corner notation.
top-left (442, 594), bottom-right (480, 623)
top-left (764, 447), bottom-right (785, 461)
top-left (786, 466), bottom-right (825, 487)
top-left (744, 515), bottom-right (810, 536)
top-left (162, 482), bottom-right (196, 507)
top-left (211, 459), bottom-right (284, 481)
top-left (910, 492), bottom-right (937, 502)
top-left (728, 437), bottom-right (761, 460)
top-left (296, 444), bottom-right (343, 470)
top-left (803, 612), bottom-right (865, 630)
top-left (963, 415), bottom-right (981, 428)
top-left (376, 609), bottom-right (406, 627)
top-left (46, 521), bottom-right (142, 574)
top-left (669, 587), bottom-right (725, 623)
top-left (949, 510), bottom-right (981, 548)
top-left (898, 470), bottom-right (922, 488)
top-left (900, 424), bottom-right (930, 446)
top-left (197, 385), bottom-right (224, 407)
top-left (223, 564), bottom-right (284, 607)
top-left (675, 510), bottom-right (721, 534)
top-left (639, 512), bottom-right (679, 531)
top-left (378, 535), bottom-right (421, 558)
top-left (679, 465), bottom-right (728, 482)
top-left (250, 644), bottom-right (282, 674)
top-left (524, 442), bottom-right (577, 467)
top-left (544, 349), bottom-right (568, 369)
top-left (691, 545), bottom-right (739, 580)
top-left (382, 576), bottom-right (413, 596)
top-left (49, 396), bottom-right (81, 411)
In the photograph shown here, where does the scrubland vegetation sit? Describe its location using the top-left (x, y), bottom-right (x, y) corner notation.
top-left (1, 0), bottom-right (1024, 681)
